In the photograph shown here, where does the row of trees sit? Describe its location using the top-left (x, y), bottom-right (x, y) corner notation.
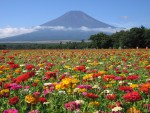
top-left (89, 26), bottom-right (150, 48)
top-left (0, 42), bottom-right (91, 49)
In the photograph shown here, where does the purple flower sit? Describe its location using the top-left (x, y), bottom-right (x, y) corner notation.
top-left (10, 83), bottom-right (22, 90)
top-left (77, 85), bottom-right (92, 90)
top-left (3, 108), bottom-right (18, 113)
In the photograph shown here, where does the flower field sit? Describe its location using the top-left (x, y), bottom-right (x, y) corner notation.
top-left (0, 49), bottom-right (150, 113)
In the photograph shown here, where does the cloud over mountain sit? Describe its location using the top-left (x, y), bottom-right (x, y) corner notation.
top-left (0, 11), bottom-right (125, 41)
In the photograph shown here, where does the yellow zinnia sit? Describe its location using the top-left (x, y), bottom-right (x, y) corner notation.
top-left (25, 95), bottom-right (38, 104)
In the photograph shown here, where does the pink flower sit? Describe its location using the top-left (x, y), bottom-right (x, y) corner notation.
top-left (65, 101), bottom-right (80, 111)
top-left (3, 108), bottom-right (18, 113)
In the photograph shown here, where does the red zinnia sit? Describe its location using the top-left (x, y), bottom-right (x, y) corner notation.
top-left (127, 75), bottom-right (139, 80)
top-left (9, 96), bottom-right (19, 105)
top-left (123, 91), bottom-right (142, 102)
top-left (39, 97), bottom-right (47, 103)
top-left (119, 86), bottom-right (133, 92)
top-left (106, 94), bottom-right (116, 101)
top-left (26, 64), bottom-right (34, 70)
top-left (85, 92), bottom-right (99, 99)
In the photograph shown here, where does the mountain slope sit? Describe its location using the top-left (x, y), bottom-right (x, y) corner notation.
top-left (0, 11), bottom-right (116, 42)
top-left (41, 11), bottom-right (115, 28)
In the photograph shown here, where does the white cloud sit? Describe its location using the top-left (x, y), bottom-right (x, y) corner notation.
top-left (79, 26), bottom-right (124, 33)
top-left (0, 27), bottom-right (37, 38)
top-left (122, 16), bottom-right (128, 19)
top-left (0, 26), bottom-right (125, 39)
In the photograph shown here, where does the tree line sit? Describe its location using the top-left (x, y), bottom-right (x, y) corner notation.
top-left (0, 26), bottom-right (149, 49)
top-left (89, 26), bottom-right (150, 49)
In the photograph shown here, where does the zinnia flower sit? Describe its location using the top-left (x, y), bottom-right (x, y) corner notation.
top-left (9, 96), bottom-right (19, 105)
top-left (25, 94), bottom-right (38, 104)
top-left (3, 108), bottom-right (18, 113)
top-left (106, 94), bottom-right (116, 101)
top-left (126, 107), bottom-right (141, 113)
top-left (123, 91), bottom-right (142, 102)
top-left (65, 101), bottom-right (80, 111)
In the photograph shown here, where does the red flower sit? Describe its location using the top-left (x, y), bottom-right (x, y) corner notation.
top-left (123, 91), bottom-right (142, 102)
top-left (119, 86), bottom-right (133, 92)
top-left (103, 75), bottom-right (115, 81)
top-left (39, 97), bottom-right (47, 103)
top-left (26, 64), bottom-right (34, 70)
top-left (10, 64), bottom-right (19, 69)
top-left (9, 96), bottom-right (19, 105)
top-left (85, 92), bottom-right (99, 99)
top-left (145, 65), bottom-right (150, 70)
top-left (32, 83), bottom-right (37, 87)
top-left (45, 72), bottom-right (56, 80)
top-left (127, 75), bottom-right (139, 80)
top-left (106, 94), bottom-right (116, 101)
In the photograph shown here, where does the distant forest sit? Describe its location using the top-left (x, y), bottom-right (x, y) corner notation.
top-left (0, 26), bottom-right (149, 49)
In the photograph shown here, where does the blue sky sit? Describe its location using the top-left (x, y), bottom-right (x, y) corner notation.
top-left (0, 0), bottom-right (150, 38)
top-left (0, 0), bottom-right (150, 28)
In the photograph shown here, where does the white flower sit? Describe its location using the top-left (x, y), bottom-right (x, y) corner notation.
top-left (75, 100), bottom-right (84, 105)
top-left (128, 82), bottom-right (133, 85)
top-left (58, 91), bottom-right (66, 94)
top-left (119, 81), bottom-right (125, 84)
top-left (43, 102), bottom-right (50, 105)
top-left (86, 66), bottom-right (90, 69)
top-left (102, 89), bottom-right (112, 94)
top-left (112, 106), bottom-right (123, 112)
top-left (23, 70), bottom-right (27, 73)
top-left (99, 62), bottom-right (103, 64)
top-left (117, 65), bottom-right (121, 68)
top-left (21, 89), bottom-right (30, 94)
top-left (44, 83), bottom-right (53, 86)
top-left (92, 85), bottom-right (100, 89)
top-left (73, 88), bottom-right (79, 93)
top-left (146, 78), bottom-right (150, 82)
top-left (74, 109), bottom-right (82, 113)
top-left (20, 64), bottom-right (25, 67)
top-left (87, 60), bottom-right (91, 62)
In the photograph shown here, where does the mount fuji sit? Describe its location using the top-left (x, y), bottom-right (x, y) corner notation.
top-left (0, 11), bottom-right (117, 42)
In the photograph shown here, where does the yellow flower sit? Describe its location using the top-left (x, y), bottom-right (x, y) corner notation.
top-left (72, 84), bottom-right (77, 89)
top-left (71, 78), bottom-right (79, 84)
top-left (64, 65), bottom-right (70, 69)
top-left (15, 69), bottom-right (21, 74)
top-left (99, 71), bottom-right (106, 75)
top-left (78, 88), bottom-right (87, 93)
top-left (0, 70), bottom-right (3, 74)
top-left (119, 74), bottom-right (126, 77)
top-left (55, 84), bottom-right (62, 90)
top-left (25, 95), bottom-right (38, 104)
top-left (0, 89), bottom-right (9, 95)
top-left (88, 101), bottom-right (100, 107)
top-left (6, 75), bottom-right (12, 79)
top-left (38, 63), bottom-right (44, 67)
top-left (34, 79), bottom-right (40, 83)
top-left (72, 75), bottom-right (78, 78)
top-left (130, 84), bottom-right (139, 89)
top-left (108, 65), bottom-right (113, 69)
top-left (83, 74), bottom-right (93, 80)
top-left (0, 78), bottom-right (7, 82)
top-left (106, 84), bottom-right (112, 88)
top-left (127, 107), bottom-right (141, 113)
top-left (109, 80), bottom-right (116, 84)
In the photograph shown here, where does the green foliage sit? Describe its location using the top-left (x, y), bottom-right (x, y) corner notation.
top-left (89, 26), bottom-right (150, 48)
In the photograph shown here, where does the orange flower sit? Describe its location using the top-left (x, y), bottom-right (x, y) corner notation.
top-left (127, 107), bottom-right (141, 113)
